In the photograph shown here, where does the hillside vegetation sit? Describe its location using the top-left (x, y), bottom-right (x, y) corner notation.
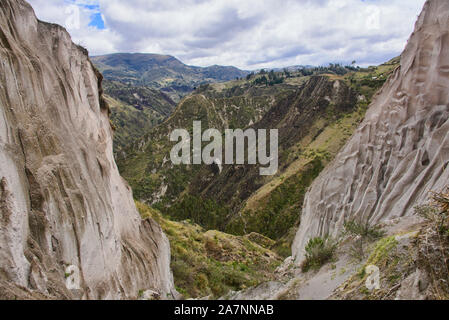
top-left (118, 59), bottom-right (399, 258)
top-left (332, 189), bottom-right (449, 300)
top-left (136, 202), bottom-right (282, 299)
top-left (95, 53), bottom-right (250, 158)
top-left (106, 92), bottom-right (175, 158)
top-left (118, 80), bottom-right (298, 204)
top-left (92, 53), bottom-right (249, 102)
top-left (234, 59), bottom-right (400, 255)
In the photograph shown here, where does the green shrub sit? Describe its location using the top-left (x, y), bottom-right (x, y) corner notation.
top-left (136, 201), bottom-right (281, 299)
top-left (344, 220), bottom-right (385, 260)
top-left (165, 195), bottom-right (230, 231)
top-left (344, 220), bottom-right (385, 240)
top-left (416, 190), bottom-right (449, 236)
top-left (301, 236), bottom-right (337, 272)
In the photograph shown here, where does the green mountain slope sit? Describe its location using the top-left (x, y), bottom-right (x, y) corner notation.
top-left (96, 54), bottom-right (250, 157)
top-left (136, 202), bottom-right (281, 299)
top-left (104, 80), bottom-right (176, 117)
top-left (119, 59), bottom-right (400, 257)
top-left (106, 94), bottom-right (175, 158)
top-left (117, 76), bottom-right (299, 205)
top-left (92, 53), bottom-right (249, 102)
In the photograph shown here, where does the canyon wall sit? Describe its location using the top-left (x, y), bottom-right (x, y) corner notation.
top-left (293, 0), bottom-right (449, 262)
top-left (0, 0), bottom-right (175, 299)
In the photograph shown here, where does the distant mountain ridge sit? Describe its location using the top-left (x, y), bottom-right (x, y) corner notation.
top-left (92, 53), bottom-right (249, 102)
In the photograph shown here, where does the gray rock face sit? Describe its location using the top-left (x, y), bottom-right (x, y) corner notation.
top-left (395, 269), bottom-right (430, 300)
top-left (293, 0), bottom-right (449, 262)
top-left (0, 0), bottom-right (175, 299)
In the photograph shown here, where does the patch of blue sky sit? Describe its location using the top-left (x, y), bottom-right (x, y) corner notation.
top-left (88, 12), bottom-right (105, 29)
top-left (64, 0), bottom-right (105, 29)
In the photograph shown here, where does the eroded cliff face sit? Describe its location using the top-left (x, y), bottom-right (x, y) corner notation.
top-left (293, 0), bottom-right (449, 262)
top-left (0, 0), bottom-right (175, 299)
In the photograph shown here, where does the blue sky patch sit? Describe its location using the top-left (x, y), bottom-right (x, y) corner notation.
top-left (88, 12), bottom-right (105, 29)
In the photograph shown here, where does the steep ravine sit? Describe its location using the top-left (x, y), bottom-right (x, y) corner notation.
top-left (0, 0), bottom-right (175, 299)
top-left (293, 0), bottom-right (449, 262)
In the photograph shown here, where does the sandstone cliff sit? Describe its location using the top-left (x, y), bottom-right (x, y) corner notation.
top-left (293, 0), bottom-right (449, 262)
top-left (0, 0), bottom-right (175, 299)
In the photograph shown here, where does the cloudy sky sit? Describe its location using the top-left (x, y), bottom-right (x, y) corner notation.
top-left (27, 0), bottom-right (426, 70)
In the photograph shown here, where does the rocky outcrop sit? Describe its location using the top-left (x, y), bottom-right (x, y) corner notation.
top-left (293, 0), bottom-right (449, 262)
top-left (0, 0), bottom-right (175, 299)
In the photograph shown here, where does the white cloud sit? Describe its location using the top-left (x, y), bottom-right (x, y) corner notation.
top-left (27, 0), bottom-right (426, 70)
